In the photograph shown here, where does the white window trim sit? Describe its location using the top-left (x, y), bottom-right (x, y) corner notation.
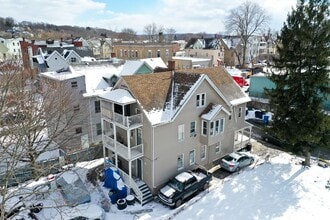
top-left (178, 154), bottom-right (184, 171)
top-left (190, 121), bottom-right (196, 137)
top-left (196, 93), bottom-right (206, 108)
top-left (202, 120), bottom-right (207, 136)
top-left (210, 121), bottom-right (215, 136)
top-left (189, 150), bottom-right (195, 165)
top-left (201, 145), bottom-right (207, 161)
top-left (220, 118), bottom-right (225, 133)
top-left (178, 124), bottom-right (185, 142)
top-left (215, 142), bottom-right (221, 154)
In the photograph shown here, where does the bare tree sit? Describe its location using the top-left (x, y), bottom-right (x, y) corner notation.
top-left (118, 28), bottom-right (137, 41)
top-left (225, 1), bottom-right (270, 67)
top-left (165, 27), bottom-right (176, 42)
top-left (0, 60), bottom-right (88, 219)
top-left (143, 22), bottom-right (158, 42)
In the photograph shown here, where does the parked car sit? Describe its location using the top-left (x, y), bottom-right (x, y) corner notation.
top-left (220, 152), bottom-right (254, 172)
top-left (158, 167), bottom-right (212, 208)
top-left (261, 131), bottom-right (284, 147)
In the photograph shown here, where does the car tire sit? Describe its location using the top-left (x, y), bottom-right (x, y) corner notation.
top-left (175, 199), bottom-right (182, 208)
top-left (202, 183), bottom-right (209, 191)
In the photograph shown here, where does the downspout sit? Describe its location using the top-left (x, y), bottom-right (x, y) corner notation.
top-left (152, 125), bottom-right (155, 189)
top-left (89, 98), bottom-right (94, 142)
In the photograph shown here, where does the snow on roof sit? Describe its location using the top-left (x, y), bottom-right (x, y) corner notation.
top-left (175, 172), bottom-right (194, 182)
top-left (201, 104), bottom-right (223, 121)
top-left (225, 67), bottom-right (242, 76)
top-left (172, 56), bottom-right (211, 62)
top-left (39, 69), bottom-right (82, 81)
top-left (99, 88), bottom-right (136, 104)
top-left (61, 171), bottom-right (79, 184)
top-left (230, 96), bottom-right (251, 106)
top-left (120, 60), bottom-right (145, 76)
top-left (71, 64), bottom-right (121, 96)
top-left (140, 57), bottom-right (167, 69)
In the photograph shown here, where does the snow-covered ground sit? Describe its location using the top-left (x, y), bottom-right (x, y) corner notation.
top-left (7, 150), bottom-right (330, 220)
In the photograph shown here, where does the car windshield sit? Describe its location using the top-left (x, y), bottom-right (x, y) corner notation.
top-left (223, 155), bottom-right (235, 162)
top-left (168, 178), bottom-right (184, 192)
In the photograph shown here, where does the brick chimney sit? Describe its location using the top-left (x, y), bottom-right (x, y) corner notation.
top-left (168, 60), bottom-right (175, 70)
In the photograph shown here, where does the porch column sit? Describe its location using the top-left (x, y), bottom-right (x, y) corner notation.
top-left (122, 104), bottom-right (125, 126)
top-left (114, 124), bottom-right (118, 168)
top-left (127, 129), bottom-right (132, 188)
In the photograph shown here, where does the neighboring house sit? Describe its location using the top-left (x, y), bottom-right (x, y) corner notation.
top-left (20, 38), bottom-right (93, 70)
top-left (112, 38), bottom-right (180, 64)
top-left (0, 43), bottom-right (9, 61)
top-left (87, 38), bottom-right (101, 59)
top-left (140, 57), bottom-right (168, 70)
top-left (184, 37), bottom-right (225, 66)
top-left (100, 38), bottom-right (113, 59)
top-left (39, 63), bottom-right (123, 154)
top-left (0, 37), bottom-right (22, 59)
top-left (99, 67), bottom-right (252, 204)
top-left (249, 72), bottom-right (330, 112)
top-left (171, 56), bottom-right (212, 70)
top-left (119, 60), bottom-right (153, 76)
top-left (63, 49), bottom-right (83, 64)
top-left (32, 48), bottom-right (69, 72)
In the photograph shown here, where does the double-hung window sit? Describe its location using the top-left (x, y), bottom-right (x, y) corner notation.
top-left (190, 121), bottom-right (196, 137)
top-left (201, 145), bottom-right (206, 161)
top-left (202, 120), bottom-right (207, 136)
top-left (220, 118), bottom-right (225, 133)
top-left (178, 124), bottom-right (185, 142)
top-left (189, 150), bottom-right (195, 165)
top-left (177, 154), bottom-right (184, 170)
top-left (196, 93), bottom-right (206, 107)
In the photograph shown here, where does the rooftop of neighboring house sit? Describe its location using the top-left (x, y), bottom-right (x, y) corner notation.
top-left (119, 60), bottom-right (152, 76)
top-left (171, 56), bottom-right (211, 62)
top-left (116, 67), bottom-right (249, 125)
top-left (72, 64), bottom-right (123, 96)
top-left (185, 37), bottom-right (221, 49)
top-left (140, 57), bottom-right (167, 69)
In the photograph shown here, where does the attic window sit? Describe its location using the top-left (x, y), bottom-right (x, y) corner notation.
top-left (71, 81), bottom-right (78, 88)
top-left (196, 93), bottom-right (206, 107)
top-left (71, 57), bottom-right (77, 62)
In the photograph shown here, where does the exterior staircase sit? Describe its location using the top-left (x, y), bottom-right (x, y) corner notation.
top-left (134, 181), bottom-right (153, 206)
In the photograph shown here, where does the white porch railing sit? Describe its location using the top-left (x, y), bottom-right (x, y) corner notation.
top-left (112, 112), bottom-right (142, 128)
top-left (103, 135), bottom-right (143, 161)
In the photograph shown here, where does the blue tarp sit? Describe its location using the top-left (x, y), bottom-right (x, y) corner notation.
top-left (103, 167), bottom-right (127, 204)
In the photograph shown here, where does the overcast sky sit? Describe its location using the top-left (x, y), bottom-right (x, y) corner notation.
top-left (0, 0), bottom-right (297, 34)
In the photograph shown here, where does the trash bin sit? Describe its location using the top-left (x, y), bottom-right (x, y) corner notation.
top-left (245, 143), bottom-right (252, 151)
top-left (263, 115), bottom-right (269, 125)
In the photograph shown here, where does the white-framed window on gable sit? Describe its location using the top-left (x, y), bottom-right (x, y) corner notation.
top-left (238, 107), bottom-right (242, 117)
top-left (178, 124), bottom-right (185, 142)
top-left (190, 121), bottom-right (196, 137)
top-left (215, 142), bottom-right (221, 154)
top-left (201, 145), bottom-right (206, 161)
top-left (202, 120), bottom-right (207, 136)
top-left (215, 120), bottom-right (220, 135)
top-left (148, 50), bottom-right (152, 58)
top-left (220, 118), bottom-right (225, 133)
top-left (177, 154), bottom-right (184, 171)
top-left (210, 121), bottom-right (215, 136)
top-left (189, 150), bottom-right (195, 165)
top-left (196, 93), bottom-right (206, 107)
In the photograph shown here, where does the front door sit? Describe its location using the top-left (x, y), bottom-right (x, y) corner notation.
top-left (137, 159), bottom-right (142, 180)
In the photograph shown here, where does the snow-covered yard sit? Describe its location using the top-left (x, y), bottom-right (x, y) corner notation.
top-left (6, 152), bottom-right (330, 220)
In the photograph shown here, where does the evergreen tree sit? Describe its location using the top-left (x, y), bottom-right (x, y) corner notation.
top-left (266, 0), bottom-right (330, 165)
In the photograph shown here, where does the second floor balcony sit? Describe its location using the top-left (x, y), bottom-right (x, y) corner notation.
top-left (103, 135), bottom-right (143, 161)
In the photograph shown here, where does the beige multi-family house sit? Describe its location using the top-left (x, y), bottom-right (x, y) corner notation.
top-left (99, 66), bottom-right (251, 205)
